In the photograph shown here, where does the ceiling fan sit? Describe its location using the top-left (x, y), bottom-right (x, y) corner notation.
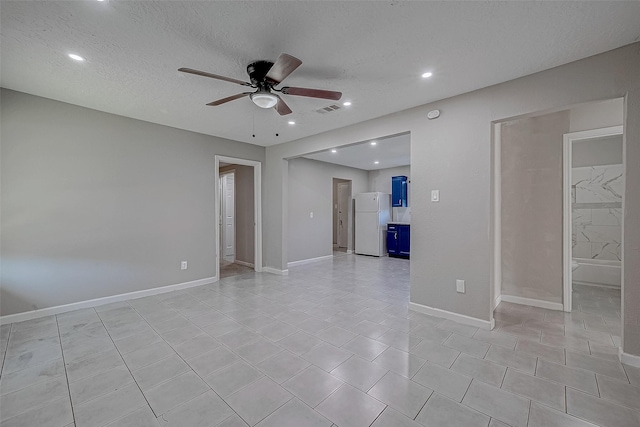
top-left (179, 53), bottom-right (342, 116)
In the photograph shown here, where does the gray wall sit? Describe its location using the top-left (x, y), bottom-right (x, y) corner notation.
top-left (501, 111), bottom-right (570, 304)
top-left (219, 164), bottom-right (254, 265)
top-left (570, 98), bottom-right (623, 133)
top-left (368, 166), bottom-right (411, 195)
top-left (572, 135), bottom-right (623, 167)
top-left (288, 158), bottom-right (368, 263)
top-left (0, 89), bottom-right (265, 316)
top-left (264, 43), bottom-right (640, 355)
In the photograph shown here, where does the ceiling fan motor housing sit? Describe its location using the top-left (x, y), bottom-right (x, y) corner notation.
top-left (247, 60), bottom-right (276, 86)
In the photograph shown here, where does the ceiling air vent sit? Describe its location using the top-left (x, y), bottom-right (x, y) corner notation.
top-left (316, 104), bottom-right (342, 114)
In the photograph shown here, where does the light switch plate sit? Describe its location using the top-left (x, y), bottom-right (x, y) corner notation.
top-left (456, 279), bottom-right (465, 293)
top-left (431, 190), bottom-right (440, 202)
top-left (181, 261), bottom-right (188, 270)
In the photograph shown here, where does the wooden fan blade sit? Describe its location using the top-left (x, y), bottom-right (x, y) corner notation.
top-left (179, 68), bottom-right (251, 86)
top-left (207, 92), bottom-right (251, 106)
top-left (265, 54), bottom-right (302, 85)
top-left (281, 86), bottom-right (342, 100)
top-left (274, 95), bottom-right (293, 115)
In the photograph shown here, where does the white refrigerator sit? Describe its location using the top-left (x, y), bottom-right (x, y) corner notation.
top-left (355, 192), bottom-right (391, 256)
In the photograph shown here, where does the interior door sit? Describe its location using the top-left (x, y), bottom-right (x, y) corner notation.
top-left (221, 172), bottom-right (235, 262)
top-left (337, 182), bottom-right (350, 248)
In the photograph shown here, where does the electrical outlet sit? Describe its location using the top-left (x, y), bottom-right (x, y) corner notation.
top-left (310, 212), bottom-right (314, 218)
top-left (181, 261), bottom-right (188, 270)
top-left (456, 279), bottom-right (465, 293)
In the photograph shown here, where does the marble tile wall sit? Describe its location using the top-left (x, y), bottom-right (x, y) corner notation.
top-left (572, 164), bottom-right (623, 261)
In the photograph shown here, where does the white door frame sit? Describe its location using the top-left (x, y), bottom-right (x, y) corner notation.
top-left (562, 125), bottom-right (623, 312)
top-left (490, 122), bottom-right (501, 328)
top-left (215, 156), bottom-right (262, 280)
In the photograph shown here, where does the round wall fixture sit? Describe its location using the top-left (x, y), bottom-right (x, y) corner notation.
top-left (427, 109), bottom-right (440, 120)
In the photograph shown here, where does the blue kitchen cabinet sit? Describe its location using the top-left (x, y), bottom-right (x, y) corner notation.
top-left (387, 223), bottom-right (410, 258)
top-left (392, 176), bottom-right (408, 207)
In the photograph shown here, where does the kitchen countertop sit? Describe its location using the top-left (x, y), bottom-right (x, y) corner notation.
top-left (388, 222), bottom-right (411, 225)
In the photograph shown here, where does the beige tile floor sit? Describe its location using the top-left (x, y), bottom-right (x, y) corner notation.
top-left (0, 255), bottom-right (638, 427)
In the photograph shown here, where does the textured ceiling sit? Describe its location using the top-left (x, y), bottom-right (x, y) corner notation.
top-left (303, 133), bottom-right (410, 171)
top-left (1, 1), bottom-right (639, 147)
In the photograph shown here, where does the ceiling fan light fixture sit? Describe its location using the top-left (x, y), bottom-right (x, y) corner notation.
top-left (251, 91), bottom-right (278, 109)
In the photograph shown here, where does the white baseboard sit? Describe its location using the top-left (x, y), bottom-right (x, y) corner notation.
top-left (573, 280), bottom-right (620, 290)
top-left (234, 260), bottom-right (255, 268)
top-left (409, 302), bottom-right (492, 330)
top-left (620, 348), bottom-right (640, 368)
top-left (0, 276), bottom-right (217, 326)
top-left (500, 294), bottom-right (563, 311)
top-left (493, 294), bottom-right (502, 310)
top-left (263, 267), bottom-right (289, 276)
top-left (288, 255), bottom-right (334, 268)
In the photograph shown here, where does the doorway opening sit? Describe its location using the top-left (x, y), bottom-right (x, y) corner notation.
top-left (563, 126), bottom-right (623, 316)
top-left (333, 178), bottom-right (352, 256)
top-left (215, 156), bottom-right (262, 280)
top-left (491, 98), bottom-right (624, 338)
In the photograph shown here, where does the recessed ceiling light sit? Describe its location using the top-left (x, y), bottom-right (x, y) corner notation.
top-left (343, 101), bottom-right (352, 106)
top-left (370, 141), bottom-right (377, 146)
top-left (68, 53), bottom-right (85, 62)
top-left (422, 72), bottom-right (433, 78)
top-left (331, 149), bottom-right (337, 153)
top-left (374, 161), bottom-right (380, 164)
top-left (288, 121), bottom-right (295, 125)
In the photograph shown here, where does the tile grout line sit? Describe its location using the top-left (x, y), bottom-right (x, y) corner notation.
top-left (499, 364), bottom-right (507, 389)
top-left (311, 382), bottom-right (348, 410)
top-left (0, 324), bottom-right (13, 378)
top-left (459, 375), bottom-right (474, 403)
top-left (55, 313), bottom-right (77, 427)
top-left (525, 399), bottom-right (532, 427)
top-left (91, 305), bottom-right (160, 423)
top-left (413, 388), bottom-right (434, 421)
top-left (245, 394), bottom-right (295, 427)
